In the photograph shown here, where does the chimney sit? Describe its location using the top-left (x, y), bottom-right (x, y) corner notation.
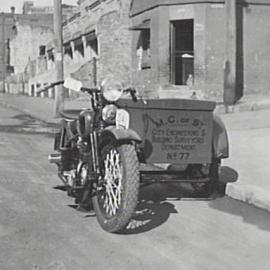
top-left (10, 6), bottom-right (15, 14)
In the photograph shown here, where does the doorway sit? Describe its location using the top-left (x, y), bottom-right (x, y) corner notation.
top-left (171, 19), bottom-right (194, 85)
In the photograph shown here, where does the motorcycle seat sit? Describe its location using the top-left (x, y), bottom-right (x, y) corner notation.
top-left (60, 110), bottom-right (81, 120)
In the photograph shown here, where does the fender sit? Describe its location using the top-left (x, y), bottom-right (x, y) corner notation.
top-left (100, 126), bottom-right (142, 145)
top-left (212, 114), bottom-right (229, 159)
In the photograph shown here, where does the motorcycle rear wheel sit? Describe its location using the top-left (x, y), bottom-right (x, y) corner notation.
top-left (92, 143), bottom-right (139, 233)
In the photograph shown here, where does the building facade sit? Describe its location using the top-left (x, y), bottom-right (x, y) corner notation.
top-left (0, 8), bottom-right (17, 92)
top-left (22, 1), bottom-right (77, 19)
top-left (24, 0), bottom-right (133, 96)
top-left (5, 2), bottom-right (77, 95)
top-left (6, 0), bottom-right (270, 101)
top-left (129, 0), bottom-right (270, 100)
top-left (10, 14), bottom-right (54, 74)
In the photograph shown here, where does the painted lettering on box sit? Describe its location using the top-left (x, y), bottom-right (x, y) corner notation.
top-left (143, 112), bottom-right (208, 162)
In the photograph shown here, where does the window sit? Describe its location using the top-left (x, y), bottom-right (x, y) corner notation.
top-left (86, 31), bottom-right (98, 56)
top-left (64, 43), bottom-right (73, 59)
top-left (171, 19), bottom-right (194, 85)
top-left (141, 29), bottom-right (151, 69)
top-left (137, 29), bottom-right (151, 70)
top-left (74, 38), bottom-right (84, 57)
top-left (47, 49), bottom-right (54, 62)
top-left (133, 20), bottom-right (151, 70)
top-left (39, 45), bottom-right (46, 56)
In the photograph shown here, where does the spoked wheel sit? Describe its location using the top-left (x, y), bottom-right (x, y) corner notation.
top-left (92, 143), bottom-right (139, 233)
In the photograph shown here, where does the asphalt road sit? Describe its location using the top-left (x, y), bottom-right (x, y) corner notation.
top-left (0, 105), bottom-right (270, 270)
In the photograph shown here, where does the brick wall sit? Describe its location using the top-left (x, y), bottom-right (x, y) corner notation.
top-left (97, 6), bottom-right (132, 86)
top-left (10, 23), bottom-right (54, 74)
top-left (130, 2), bottom-right (270, 100)
top-left (62, 0), bottom-right (133, 86)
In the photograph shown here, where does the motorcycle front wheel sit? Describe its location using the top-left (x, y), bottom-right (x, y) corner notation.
top-left (92, 143), bottom-right (139, 233)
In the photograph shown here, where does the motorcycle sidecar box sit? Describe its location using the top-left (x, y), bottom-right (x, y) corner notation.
top-left (118, 98), bottom-right (227, 169)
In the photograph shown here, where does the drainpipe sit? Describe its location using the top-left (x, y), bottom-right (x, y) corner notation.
top-left (223, 0), bottom-right (237, 106)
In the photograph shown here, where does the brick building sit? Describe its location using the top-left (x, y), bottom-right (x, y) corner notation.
top-left (129, 0), bottom-right (270, 100)
top-left (10, 14), bottom-right (54, 74)
top-left (0, 7), bottom-right (17, 92)
top-left (6, 0), bottom-right (270, 101)
top-left (22, 1), bottom-right (76, 18)
top-left (5, 2), bottom-right (77, 95)
top-left (24, 0), bottom-right (132, 96)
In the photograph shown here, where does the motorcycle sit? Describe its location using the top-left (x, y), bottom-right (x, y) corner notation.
top-left (48, 77), bottom-right (229, 233)
top-left (49, 77), bottom-right (142, 233)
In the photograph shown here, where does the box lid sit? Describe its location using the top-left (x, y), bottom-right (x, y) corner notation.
top-left (118, 98), bottom-right (216, 112)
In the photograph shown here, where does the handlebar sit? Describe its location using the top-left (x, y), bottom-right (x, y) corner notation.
top-left (124, 87), bottom-right (138, 102)
top-left (36, 80), bottom-right (64, 94)
top-left (36, 79), bottom-right (138, 102)
top-left (36, 80), bottom-right (98, 94)
top-left (81, 86), bottom-right (138, 102)
top-left (80, 87), bottom-right (99, 93)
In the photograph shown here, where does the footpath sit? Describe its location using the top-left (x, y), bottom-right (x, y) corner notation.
top-left (1, 93), bottom-right (270, 213)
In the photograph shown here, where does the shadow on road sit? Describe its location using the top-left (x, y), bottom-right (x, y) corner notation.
top-left (0, 113), bottom-right (57, 135)
top-left (120, 183), bottom-right (213, 235)
top-left (120, 184), bottom-right (179, 234)
top-left (121, 166), bottom-right (239, 234)
top-left (209, 166), bottom-right (270, 232)
top-left (57, 181), bottom-right (211, 234)
top-left (209, 197), bottom-right (270, 232)
top-left (52, 166), bottom-right (242, 234)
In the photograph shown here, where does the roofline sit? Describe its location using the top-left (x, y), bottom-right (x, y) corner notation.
top-left (129, 0), bottom-right (270, 17)
top-left (129, 1), bottom-right (224, 17)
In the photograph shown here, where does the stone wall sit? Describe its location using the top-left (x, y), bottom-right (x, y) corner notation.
top-left (130, 1), bottom-right (270, 100)
top-left (200, 2), bottom-right (270, 98)
top-left (26, 0), bottom-right (133, 94)
top-left (10, 23), bottom-right (54, 74)
top-left (97, 1), bottom-right (133, 86)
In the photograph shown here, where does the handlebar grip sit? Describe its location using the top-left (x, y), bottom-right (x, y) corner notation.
top-left (125, 87), bottom-right (138, 102)
top-left (36, 80), bottom-right (64, 93)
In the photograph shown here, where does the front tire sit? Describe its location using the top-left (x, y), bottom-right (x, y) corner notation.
top-left (92, 143), bottom-right (139, 233)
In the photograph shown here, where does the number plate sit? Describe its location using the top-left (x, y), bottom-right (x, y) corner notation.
top-left (116, 109), bottom-right (130, 129)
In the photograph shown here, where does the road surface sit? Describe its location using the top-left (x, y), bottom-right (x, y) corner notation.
top-left (0, 105), bottom-right (270, 270)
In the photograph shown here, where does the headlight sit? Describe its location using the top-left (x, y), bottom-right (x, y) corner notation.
top-left (102, 104), bottom-right (117, 124)
top-left (101, 77), bottom-right (123, 102)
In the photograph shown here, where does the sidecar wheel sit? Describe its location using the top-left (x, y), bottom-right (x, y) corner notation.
top-left (92, 143), bottom-right (139, 233)
top-left (191, 159), bottom-right (220, 196)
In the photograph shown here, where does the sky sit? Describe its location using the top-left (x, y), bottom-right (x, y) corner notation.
top-left (0, 0), bottom-right (78, 13)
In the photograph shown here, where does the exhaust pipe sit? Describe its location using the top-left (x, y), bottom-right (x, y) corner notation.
top-left (48, 153), bottom-right (61, 164)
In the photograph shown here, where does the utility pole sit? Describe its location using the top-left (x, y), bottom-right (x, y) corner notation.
top-left (53, 0), bottom-right (64, 117)
top-left (223, 0), bottom-right (237, 106)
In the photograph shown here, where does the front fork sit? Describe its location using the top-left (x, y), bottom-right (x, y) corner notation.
top-left (89, 131), bottom-right (100, 176)
top-left (77, 130), bottom-right (100, 206)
